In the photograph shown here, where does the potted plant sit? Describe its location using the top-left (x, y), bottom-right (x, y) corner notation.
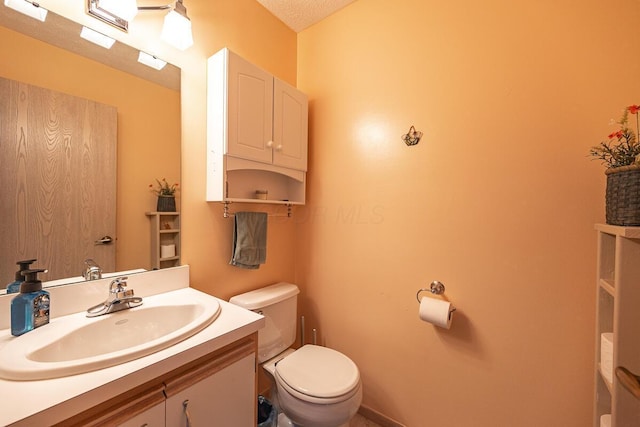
top-left (590, 105), bottom-right (640, 225)
top-left (150, 178), bottom-right (179, 212)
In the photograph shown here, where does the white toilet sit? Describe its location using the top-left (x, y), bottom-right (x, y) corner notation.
top-left (229, 282), bottom-right (362, 427)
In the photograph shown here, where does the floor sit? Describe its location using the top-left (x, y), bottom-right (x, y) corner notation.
top-left (351, 413), bottom-right (383, 427)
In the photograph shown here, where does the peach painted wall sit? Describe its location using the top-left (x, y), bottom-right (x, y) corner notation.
top-left (296, 0), bottom-right (640, 425)
top-left (0, 25), bottom-right (180, 272)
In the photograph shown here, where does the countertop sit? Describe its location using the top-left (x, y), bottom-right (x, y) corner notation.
top-left (0, 266), bottom-right (264, 426)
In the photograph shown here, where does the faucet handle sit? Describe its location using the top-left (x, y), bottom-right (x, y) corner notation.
top-left (109, 276), bottom-right (128, 293)
top-left (83, 258), bottom-right (103, 280)
top-left (109, 276), bottom-right (135, 300)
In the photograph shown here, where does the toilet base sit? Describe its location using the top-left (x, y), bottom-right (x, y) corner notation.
top-left (277, 413), bottom-right (294, 427)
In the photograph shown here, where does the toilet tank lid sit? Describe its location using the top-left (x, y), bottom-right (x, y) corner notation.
top-left (229, 282), bottom-right (299, 310)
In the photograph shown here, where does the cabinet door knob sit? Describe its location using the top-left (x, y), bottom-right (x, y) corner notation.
top-left (275, 144), bottom-right (283, 152)
top-left (616, 366), bottom-right (640, 400)
top-left (266, 140), bottom-right (274, 148)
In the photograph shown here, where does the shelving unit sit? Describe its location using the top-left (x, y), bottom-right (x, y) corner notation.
top-left (206, 48), bottom-right (308, 206)
top-left (594, 224), bottom-right (640, 426)
top-left (146, 212), bottom-right (180, 270)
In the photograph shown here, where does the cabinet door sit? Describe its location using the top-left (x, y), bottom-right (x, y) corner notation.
top-left (118, 402), bottom-right (165, 427)
top-left (227, 52), bottom-right (273, 164)
top-left (165, 353), bottom-right (256, 427)
top-left (273, 78), bottom-right (308, 171)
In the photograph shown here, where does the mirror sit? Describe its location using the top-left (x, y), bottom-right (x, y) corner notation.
top-left (0, 5), bottom-right (181, 292)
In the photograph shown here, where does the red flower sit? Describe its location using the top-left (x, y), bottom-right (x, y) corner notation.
top-left (609, 130), bottom-right (624, 139)
top-left (628, 105), bottom-right (640, 114)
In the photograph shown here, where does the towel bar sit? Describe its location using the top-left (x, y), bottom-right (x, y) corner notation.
top-left (223, 202), bottom-right (292, 218)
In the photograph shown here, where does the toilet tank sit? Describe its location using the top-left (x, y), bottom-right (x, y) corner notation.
top-left (229, 282), bottom-right (300, 363)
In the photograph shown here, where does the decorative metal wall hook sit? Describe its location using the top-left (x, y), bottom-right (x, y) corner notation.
top-left (402, 125), bottom-right (422, 146)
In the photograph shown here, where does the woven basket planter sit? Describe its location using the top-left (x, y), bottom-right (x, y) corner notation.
top-left (156, 195), bottom-right (176, 212)
top-left (605, 164), bottom-right (640, 226)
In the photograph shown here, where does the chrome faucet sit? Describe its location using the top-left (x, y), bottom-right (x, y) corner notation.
top-left (86, 276), bottom-right (143, 317)
top-left (82, 258), bottom-right (102, 281)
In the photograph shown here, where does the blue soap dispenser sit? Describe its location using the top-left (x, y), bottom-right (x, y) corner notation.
top-left (11, 269), bottom-right (50, 337)
top-left (6, 259), bottom-right (37, 294)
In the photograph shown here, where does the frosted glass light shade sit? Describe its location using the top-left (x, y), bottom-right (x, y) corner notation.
top-left (99, 0), bottom-right (138, 21)
top-left (4, 0), bottom-right (47, 21)
top-left (161, 9), bottom-right (193, 51)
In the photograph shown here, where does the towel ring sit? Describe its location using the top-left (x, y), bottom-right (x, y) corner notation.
top-left (416, 281), bottom-right (446, 303)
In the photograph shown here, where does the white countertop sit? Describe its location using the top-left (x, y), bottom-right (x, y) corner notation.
top-left (0, 266), bottom-right (264, 426)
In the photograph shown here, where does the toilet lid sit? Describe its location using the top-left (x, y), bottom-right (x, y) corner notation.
top-left (275, 345), bottom-right (360, 398)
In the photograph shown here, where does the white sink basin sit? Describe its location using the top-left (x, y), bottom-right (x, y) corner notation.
top-left (0, 288), bottom-right (221, 380)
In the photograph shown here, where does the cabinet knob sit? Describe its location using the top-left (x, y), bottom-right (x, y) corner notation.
top-left (266, 140), bottom-right (274, 148)
top-left (275, 144), bottom-right (283, 152)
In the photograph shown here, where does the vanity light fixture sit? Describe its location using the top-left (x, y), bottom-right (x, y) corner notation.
top-left (4, 0), bottom-right (48, 22)
top-left (86, 0), bottom-right (194, 51)
top-left (87, 0), bottom-right (134, 31)
top-left (80, 26), bottom-right (116, 49)
top-left (139, 0), bottom-right (194, 51)
top-left (138, 51), bottom-right (167, 70)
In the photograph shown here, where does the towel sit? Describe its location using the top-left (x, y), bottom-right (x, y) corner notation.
top-left (230, 212), bottom-right (268, 269)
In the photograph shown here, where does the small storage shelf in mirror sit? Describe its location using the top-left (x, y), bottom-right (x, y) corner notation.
top-left (146, 212), bottom-right (181, 269)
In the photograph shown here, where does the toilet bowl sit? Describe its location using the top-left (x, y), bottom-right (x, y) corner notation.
top-left (264, 345), bottom-right (362, 427)
top-left (229, 283), bottom-right (363, 427)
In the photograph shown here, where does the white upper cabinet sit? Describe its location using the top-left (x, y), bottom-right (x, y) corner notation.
top-left (207, 48), bottom-right (308, 204)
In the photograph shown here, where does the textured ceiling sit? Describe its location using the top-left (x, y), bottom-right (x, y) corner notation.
top-left (256, 0), bottom-right (357, 32)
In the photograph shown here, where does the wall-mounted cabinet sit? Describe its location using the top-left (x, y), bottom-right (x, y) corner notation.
top-left (594, 224), bottom-right (640, 426)
top-left (145, 212), bottom-right (180, 269)
top-left (206, 47), bottom-right (308, 205)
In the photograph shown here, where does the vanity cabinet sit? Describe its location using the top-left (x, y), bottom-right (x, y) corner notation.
top-left (145, 212), bottom-right (180, 269)
top-left (206, 47), bottom-right (308, 205)
top-left (58, 334), bottom-right (258, 427)
top-left (593, 224), bottom-right (640, 426)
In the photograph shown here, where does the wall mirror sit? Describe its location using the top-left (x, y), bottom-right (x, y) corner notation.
top-left (0, 5), bottom-right (181, 293)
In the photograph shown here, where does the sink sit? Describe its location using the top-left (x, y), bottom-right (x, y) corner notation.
top-left (0, 288), bottom-right (221, 380)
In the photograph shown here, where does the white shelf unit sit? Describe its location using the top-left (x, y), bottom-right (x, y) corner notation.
top-left (594, 224), bottom-right (640, 426)
top-left (206, 48), bottom-right (308, 206)
top-left (146, 212), bottom-right (180, 270)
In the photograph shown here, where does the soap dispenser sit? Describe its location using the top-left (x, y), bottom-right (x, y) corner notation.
top-left (11, 269), bottom-right (50, 337)
top-left (6, 259), bottom-right (37, 294)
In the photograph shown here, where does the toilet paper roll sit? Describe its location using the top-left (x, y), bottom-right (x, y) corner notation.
top-left (161, 244), bottom-right (176, 258)
top-left (419, 297), bottom-right (454, 329)
top-left (601, 332), bottom-right (614, 384)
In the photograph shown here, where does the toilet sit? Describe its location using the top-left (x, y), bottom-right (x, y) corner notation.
top-left (229, 283), bottom-right (362, 427)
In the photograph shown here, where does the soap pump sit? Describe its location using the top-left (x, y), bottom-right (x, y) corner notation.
top-left (11, 268), bottom-right (50, 337)
top-left (6, 259), bottom-right (37, 294)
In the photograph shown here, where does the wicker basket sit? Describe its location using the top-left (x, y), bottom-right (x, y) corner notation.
top-left (605, 164), bottom-right (640, 225)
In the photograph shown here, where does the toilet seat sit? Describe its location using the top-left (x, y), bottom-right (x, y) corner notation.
top-left (275, 345), bottom-right (361, 404)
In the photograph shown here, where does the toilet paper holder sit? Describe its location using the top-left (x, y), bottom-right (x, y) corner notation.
top-left (416, 281), bottom-right (449, 303)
